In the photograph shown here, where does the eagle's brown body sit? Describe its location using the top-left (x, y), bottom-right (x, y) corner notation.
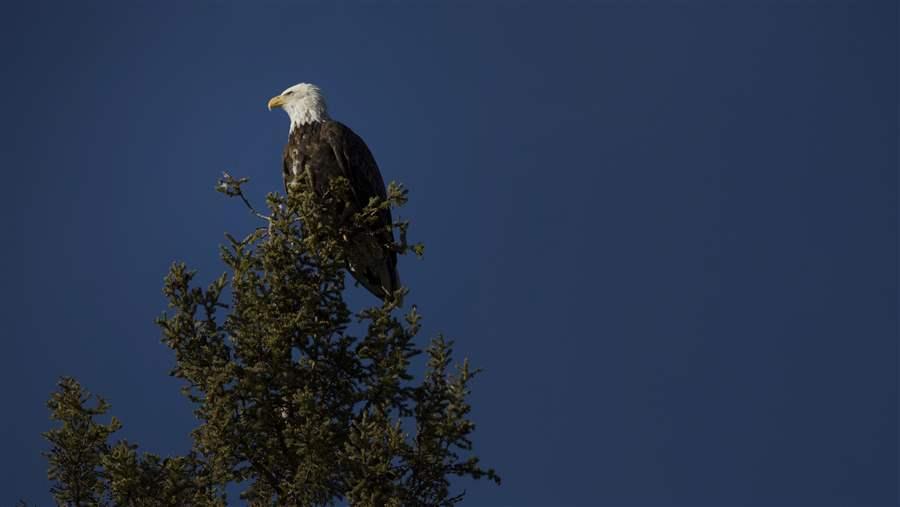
top-left (282, 120), bottom-right (400, 300)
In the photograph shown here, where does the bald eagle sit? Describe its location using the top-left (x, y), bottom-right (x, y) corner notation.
top-left (268, 83), bottom-right (400, 300)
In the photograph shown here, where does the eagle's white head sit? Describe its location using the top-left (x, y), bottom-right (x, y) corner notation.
top-left (267, 83), bottom-right (329, 129)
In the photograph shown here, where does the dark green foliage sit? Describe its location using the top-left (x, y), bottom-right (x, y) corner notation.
top-left (43, 179), bottom-right (498, 506)
top-left (43, 378), bottom-right (223, 506)
top-left (103, 445), bottom-right (223, 506)
top-left (44, 377), bottom-right (120, 506)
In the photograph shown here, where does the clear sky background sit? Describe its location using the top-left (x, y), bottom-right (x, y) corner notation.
top-left (2, 1), bottom-right (897, 505)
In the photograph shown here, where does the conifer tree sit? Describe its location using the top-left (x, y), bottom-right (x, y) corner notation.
top-left (43, 177), bottom-right (499, 506)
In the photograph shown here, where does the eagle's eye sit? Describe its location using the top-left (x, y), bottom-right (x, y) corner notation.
top-left (285, 91), bottom-right (294, 96)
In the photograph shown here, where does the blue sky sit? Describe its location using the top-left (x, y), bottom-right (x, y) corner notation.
top-left (2, 1), bottom-right (897, 505)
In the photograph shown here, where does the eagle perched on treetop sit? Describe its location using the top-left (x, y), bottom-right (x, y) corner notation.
top-left (268, 83), bottom-right (400, 300)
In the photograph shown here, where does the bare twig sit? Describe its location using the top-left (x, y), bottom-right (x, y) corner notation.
top-left (216, 172), bottom-right (270, 223)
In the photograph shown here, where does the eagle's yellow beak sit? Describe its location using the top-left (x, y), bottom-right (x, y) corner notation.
top-left (267, 95), bottom-right (286, 110)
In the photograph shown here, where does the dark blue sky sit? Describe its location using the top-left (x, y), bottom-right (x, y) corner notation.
top-left (2, 1), bottom-right (897, 505)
